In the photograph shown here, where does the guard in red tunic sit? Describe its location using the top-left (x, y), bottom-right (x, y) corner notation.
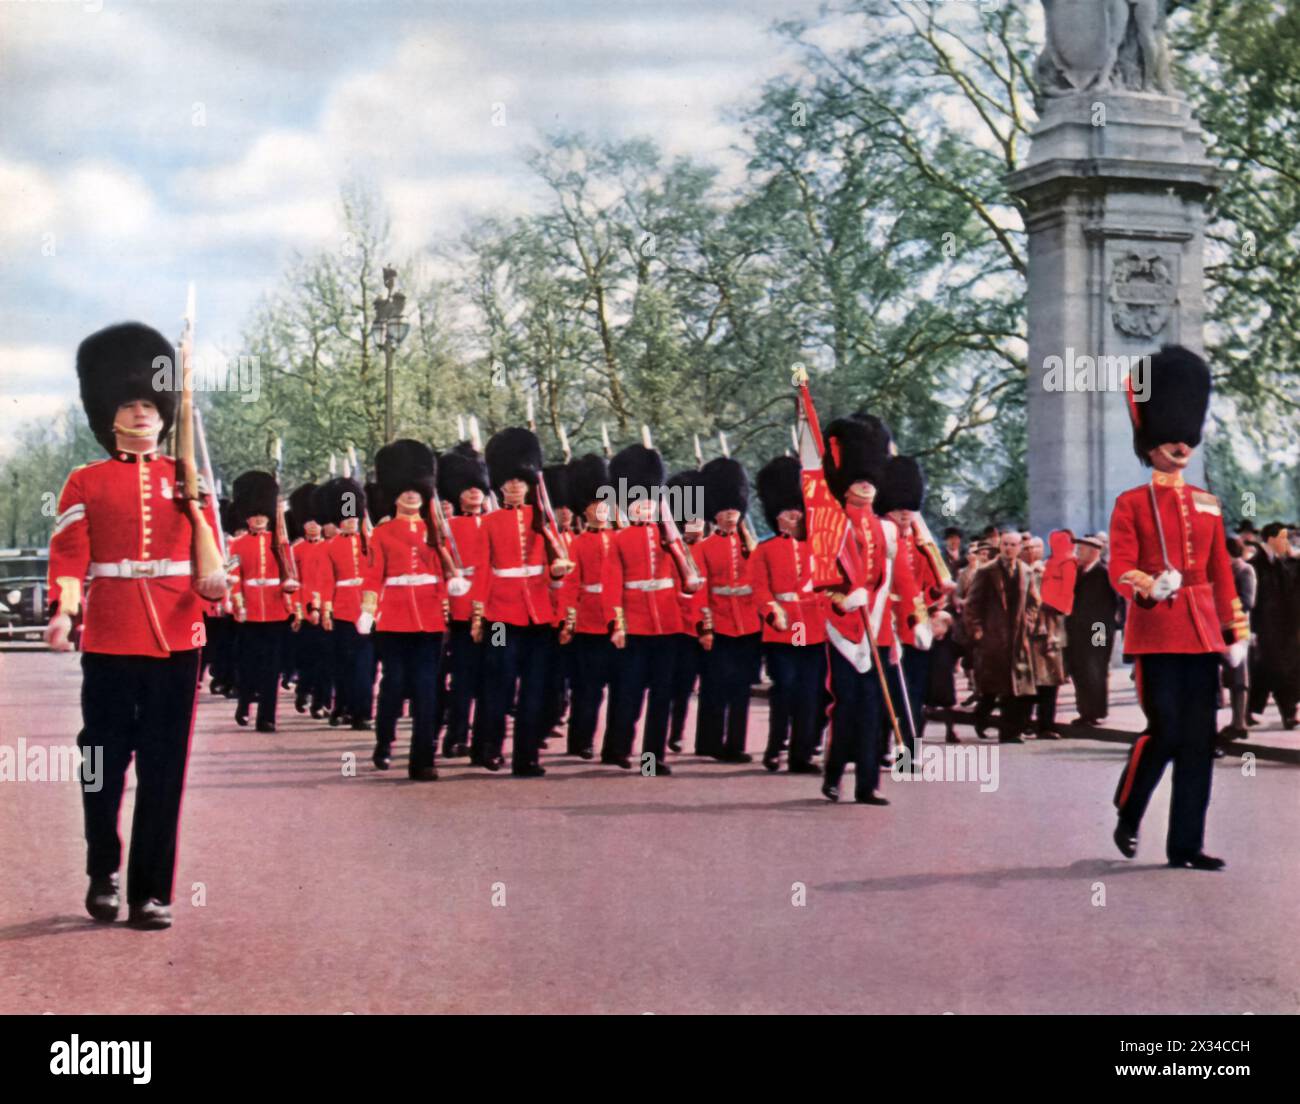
top-left (46, 322), bottom-right (227, 929)
top-left (368, 440), bottom-right (447, 779)
top-left (665, 469), bottom-right (707, 754)
top-left (752, 456), bottom-right (827, 774)
top-left (438, 443), bottom-right (490, 760)
top-left (694, 457), bottom-right (761, 763)
top-left (315, 477), bottom-right (376, 730)
top-left (228, 471), bottom-right (296, 732)
top-left (541, 462), bottom-right (575, 744)
top-left (1110, 345), bottom-right (1249, 870)
top-left (470, 427), bottom-right (568, 776)
top-left (818, 414), bottom-right (927, 805)
top-left (601, 444), bottom-right (694, 773)
top-left (558, 453), bottom-right (615, 760)
top-left (288, 482), bottom-right (331, 717)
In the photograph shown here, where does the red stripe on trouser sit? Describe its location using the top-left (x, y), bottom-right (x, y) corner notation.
top-left (1117, 733), bottom-right (1150, 810)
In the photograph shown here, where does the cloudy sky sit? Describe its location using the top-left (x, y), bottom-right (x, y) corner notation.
top-left (0, 0), bottom-right (829, 447)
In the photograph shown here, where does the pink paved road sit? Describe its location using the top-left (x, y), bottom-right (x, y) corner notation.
top-left (2, 649), bottom-right (1297, 1014)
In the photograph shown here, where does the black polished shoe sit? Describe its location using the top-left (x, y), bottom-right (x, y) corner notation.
top-left (409, 766), bottom-right (438, 781)
top-left (855, 792), bottom-right (890, 806)
top-left (513, 763), bottom-right (546, 778)
top-left (945, 727), bottom-right (959, 744)
top-left (350, 719), bottom-right (372, 731)
top-left (998, 735), bottom-right (1024, 744)
top-left (1168, 852), bottom-right (1225, 871)
top-left (235, 712), bottom-right (249, 727)
top-left (1212, 747), bottom-right (1227, 759)
top-left (821, 781), bottom-right (840, 803)
top-left (1036, 728), bottom-right (1061, 740)
top-left (788, 761), bottom-right (821, 775)
top-left (648, 759), bottom-right (673, 776)
top-left (280, 677), bottom-right (293, 690)
top-left (1072, 716), bottom-right (1098, 728)
top-left (256, 721), bottom-right (276, 733)
top-left (310, 705), bottom-right (325, 719)
top-left (373, 746), bottom-right (392, 770)
top-left (85, 874), bottom-right (120, 923)
top-left (484, 755), bottom-right (505, 772)
top-left (668, 738), bottom-right (682, 753)
top-left (1113, 822), bottom-right (1138, 859)
top-left (329, 713), bottom-right (342, 727)
top-left (577, 749), bottom-right (595, 761)
top-left (601, 755), bottom-right (633, 770)
top-left (722, 751), bottom-right (753, 764)
top-left (762, 755), bottom-right (780, 772)
top-left (295, 699), bottom-right (307, 714)
top-left (128, 898), bottom-right (173, 930)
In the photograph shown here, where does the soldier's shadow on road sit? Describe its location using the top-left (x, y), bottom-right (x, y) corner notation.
top-left (0, 914), bottom-right (143, 942)
top-left (541, 798), bottom-right (827, 815)
top-left (817, 859), bottom-right (1168, 893)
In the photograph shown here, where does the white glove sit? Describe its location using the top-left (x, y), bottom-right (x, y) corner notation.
top-left (1150, 569), bottom-right (1182, 602)
top-left (356, 611), bottom-right (374, 635)
top-left (282, 578), bottom-right (301, 592)
top-left (1225, 638), bottom-right (1249, 669)
top-left (446, 575), bottom-right (472, 598)
top-left (840, 587), bottom-right (868, 612)
top-left (912, 621), bottom-right (933, 651)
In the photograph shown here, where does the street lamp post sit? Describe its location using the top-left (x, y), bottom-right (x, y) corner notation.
top-left (371, 265), bottom-right (409, 444)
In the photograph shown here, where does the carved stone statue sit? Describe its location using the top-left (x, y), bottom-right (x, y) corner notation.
top-left (1036, 0), bottom-right (1175, 101)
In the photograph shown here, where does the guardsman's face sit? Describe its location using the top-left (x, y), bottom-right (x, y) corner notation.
top-left (628, 498), bottom-right (654, 524)
top-left (776, 509), bottom-right (803, 538)
top-left (502, 478), bottom-right (528, 507)
top-left (1150, 441), bottom-right (1195, 472)
top-left (460, 487), bottom-right (485, 513)
top-left (246, 514), bottom-right (269, 532)
top-left (323, 523), bottom-right (338, 538)
top-left (846, 480), bottom-right (875, 506)
top-left (888, 508), bottom-right (913, 532)
top-left (557, 506), bottom-right (573, 529)
top-left (114, 399), bottom-right (162, 439)
top-left (684, 518), bottom-right (704, 541)
top-left (304, 521), bottom-right (322, 539)
top-left (586, 501), bottom-right (609, 527)
top-left (396, 489), bottom-right (423, 513)
top-left (715, 509), bottom-right (740, 533)
top-left (339, 518), bottom-right (359, 534)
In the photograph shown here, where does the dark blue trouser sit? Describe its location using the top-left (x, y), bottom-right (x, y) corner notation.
top-left (883, 644), bottom-right (929, 755)
top-left (236, 619), bottom-right (288, 727)
top-left (79, 649), bottom-right (200, 905)
top-left (1115, 652), bottom-right (1220, 860)
top-left (294, 622), bottom-right (333, 710)
top-left (444, 621), bottom-right (484, 755)
top-left (825, 645), bottom-right (886, 798)
top-left (542, 627), bottom-right (572, 734)
top-left (764, 642), bottom-right (826, 766)
top-left (567, 632), bottom-right (613, 755)
top-left (331, 619), bottom-right (374, 723)
top-left (480, 622), bottom-right (549, 771)
top-left (606, 634), bottom-right (675, 763)
top-left (695, 633), bottom-right (760, 757)
top-left (669, 633), bottom-right (701, 747)
top-left (375, 631), bottom-right (443, 771)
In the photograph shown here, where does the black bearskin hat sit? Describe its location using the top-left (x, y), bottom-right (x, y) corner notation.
top-left (609, 444), bottom-right (665, 498)
top-left (701, 457), bottom-right (749, 519)
top-left (76, 322), bottom-right (178, 453)
top-left (542, 463), bottom-right (572, 514)
top-left (665, 470), bottom-right (705, 526)
top-left (874, 455), bottom-right (925, 515)
top-left (231, 471), bottom-right (279, 527)
top-left (568, 453), bottom-right (610, 514)
top-left (218, 497), bottom-right (238, 537)
top-left (1128, 344), bottom-right (1212, 465)
top-left (823, 414), bottom-right (892, 504)
top-left (438, 441), bottom-right (490, 505)
top-left (365, 481), bottom-right (390, 525)
top-left (315, 477), bottom-right (367, 527)
top-left (756, 456), bottom-right (804, 532)
top-left (287, 482), bottom-right (320, 540)
top-left (485, 427), bottom-right (543, 491)
top-left (376, 439), bottom-right (437, 506)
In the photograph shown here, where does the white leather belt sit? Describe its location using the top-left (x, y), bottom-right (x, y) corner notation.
top-left (493, 565), bottom-right (544, 578)
top-left (244, 577), bottom-right (282, 587)
top-left (460, 566), bottom-right (475, 576)
top-left (626, 578), bottom-right (673, 592)
top-left (335, 578), bottom-right (364, 588)
top-left (583, 584), bottom-right (603, 594)
top-left (384, 574), bottom-right (440, 586)
top-left (89, 559), bottom-right (191, 579)
top-left (773, 592), bottom-right (802, 602)
top-left (714, 585), bottom-right (753, 597)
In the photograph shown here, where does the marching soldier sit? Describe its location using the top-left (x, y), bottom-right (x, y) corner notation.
top-left (601, 444), bottom-right (695, 773)
top-left (818, 414), bottom-right (927, 804)
top-left (288, 482), bottom-right (332, 717)
top-left (204, 497), bottom-right (239, 698)
top-left (694, 457), bottom-right (761, 763)
top-left (228, 471), bottom-right (296, 732)
top-left (541, 462), bottom-right (575, 745)
top-left (315, 476), bottom-right (376, 730)
top-left (470, 427), bottom-right (565, 776)
top-left (558, 453), bottom-right (615, 760)
top-left (1110, 345), bottom-right (1249, 870)
top-left (752, 455), bottom-right (826, 774)
top-left (46, 322), bottom-right (227, 929)
top-left (438, 443), bottom-right (490, 760)
top-left (666, 469), bottom-right (707, 754)
top-left (368, 440), bottom-right (447, 779)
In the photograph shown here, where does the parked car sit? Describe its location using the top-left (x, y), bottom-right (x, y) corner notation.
top-left (0, 548), bottom-right (51, 643)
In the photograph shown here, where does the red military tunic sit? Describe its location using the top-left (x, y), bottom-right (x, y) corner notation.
top-left (469, 504), bottom-right (553, 626)
top-left (893, 528), bottom-right (945, 647)
top-left (228, 530), bottom-right (293, 623)
top-left (1108, 471), bottom-right (1248, 654)
top-left (602, 522), bottom-right (686, 636)
top-left (697, 530), bottom-right (760, 637)
top-left (48, 451), bottom-right (218, 658)
top-left (751, 533), bottom-right (826, 646)
top-left (446, 512), bottom-right (488, 623)
top-left (369, 514), bottom-right (447, 633)
top-left (560, 527), bottom-right (615, 634)
top-left (548, 528), bottom-right (575, 627)
top-left (319, 530), bottom-right (373, 624)
top-left (824, 506), bottom-right (925, 656)
top-left (292, 536), bottom-right (329, 617)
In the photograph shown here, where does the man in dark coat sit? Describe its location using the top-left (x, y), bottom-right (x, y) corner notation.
top-left (1248, 522), bottom-right (1300, 729)
top-left (1066, 534), bottom-right (1121, 726)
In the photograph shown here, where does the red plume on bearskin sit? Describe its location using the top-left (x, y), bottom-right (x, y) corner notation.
top-left (822, 414), bottom-right (891, 504)
top-left (1127, 344), bottom-right (1211, 465)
